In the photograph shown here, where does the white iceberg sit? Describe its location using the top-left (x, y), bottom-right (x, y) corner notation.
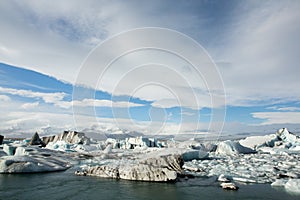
top-left (277, 128), bottom-right (298, 144)
top-left (284, 179), bottom-right (300, 195)
top-left (220, 182), bottom-right (239, 190)
top-left (215, 140), bottom-right (256, 156)
top-left (46, 141), bottom-right (74, 152)
top-left (239, 134), bottom-right (278, 150)
top-left (82, 154), bottom-right (182, 182)
top-left (271, 179), bottom-right (288, 187)
top-left (141, 148), bottom-right (208, 161)
top-left (42, 131), bottom-right (90, 145)
top-left (0, 155), bottom-right (70, 173)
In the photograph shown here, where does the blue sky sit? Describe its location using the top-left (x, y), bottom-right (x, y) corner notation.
top-left (0, 0), bottom-right (300, 137)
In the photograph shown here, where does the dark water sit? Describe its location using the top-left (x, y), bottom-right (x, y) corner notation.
top-left (0, 170), bottom-right (298, 200)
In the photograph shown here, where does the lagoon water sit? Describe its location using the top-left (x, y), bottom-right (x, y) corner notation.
top-left (0, 170), bottom-right (298, 200)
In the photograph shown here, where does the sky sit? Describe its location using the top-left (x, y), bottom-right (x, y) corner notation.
top-left (0, 0), bottom-right (300, 137)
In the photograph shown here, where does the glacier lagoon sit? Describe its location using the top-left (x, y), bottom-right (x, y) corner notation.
top-left (0, 170), bottom-right (298, 200)
top-left (1, 128), bottom-right (300, 199)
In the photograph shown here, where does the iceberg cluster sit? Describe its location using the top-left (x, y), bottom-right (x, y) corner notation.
top-left (182, 128), bottom-right (300, 194)
top-left (105, 136), bottom-right (167, 149)
top-left (1, 128), bottom-right (300, 195)
top-left (0, 144), bottom-right (71, 173)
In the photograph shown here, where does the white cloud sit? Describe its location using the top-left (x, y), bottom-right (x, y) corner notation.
top-left (0, 1), bottom-right (300, 135)
top-left (0, 1), bottom-right (299, 109)
top-left (216, 1), bottom-right (300, 106)
top-left (252, 112), bottom-right (300, 125)
top-left (0, 109), bottom-right (212, 137)
top-left (267, 106), bottom-right (300, 112)
top-left (0, 86), bottom-right (144, 109)
top-left (0, 86), bottom-right (66, 105)
top-left (277, 107), bottom-right (300, 112)
top-left (0, 44), bottom-right (19, 56)
top-left (21, 101), bottom-right (39, 109)
top-left (0, 94), bottom-right (11, 101)
top-left (57, 98), bottom-right (144, 109)
top-left (0, 1), bottom-right (225, 111)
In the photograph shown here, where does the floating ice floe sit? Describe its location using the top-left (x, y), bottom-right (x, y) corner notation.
top-left (218, 174), bottom-right (230, 182)
top-left (272, 179), bottom-right (300, 195)
top-left (220, 182), bottom-right (239, 190)
top-left (140, 148), bottom-right (208, 161)
top-left (183, 150), bottom-right (300, 184)
top-left (46, 141), bottom-right (74, 152)
top-left (284, 179), bottom-right (300, 195)
top-left (271, 179), bottom-right (288, 187)
top-left (81, 153), bottom-right (182, 182)
top-left (0, 145), bottom-right (72, 173)
top-left (0, 155), bottom-right (70, 173)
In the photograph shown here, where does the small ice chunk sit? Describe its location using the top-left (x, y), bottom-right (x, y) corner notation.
top-left (277, 128), bottom-right (298, 144)
top-left (284, 179), bottom-right (300, 195)
top-left (271, 179), bottom-right (288, 187)
top-left (220, 182), bottom-right (239, 190)
top-left (103, 144), bottom-right (112, 154)
top-left (218, 174), bottom-right (230, 182)
top-left (232, 177), bottom-right (256, 183)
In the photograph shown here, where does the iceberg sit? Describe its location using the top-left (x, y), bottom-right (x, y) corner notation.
top-left (276, 128), bottom-right (298, 144)
top-left (215, 140), bottom-right (256, 156)
top-left (218, 174), bottom-right (230, 182)
top-left (29, 132), bottom-right (46, 147)
top-left (3, 144), bottom-right (26, 156)
top-left (46, 141), bottom-right (74, 152)
top-left (105, 136), bottom-right (162, 150)
top-left (81, 154), bottom-right (183, 182)
top-left (271, 178), bottom-right (300, 195)
top-left (239, 134), bottom-right (278, 150)
top-left (240, 128), bottom-right (300, 153)
top-left (220, 182), bottom-right (239, 190)
top-left (0, 155), bottom-right (70, 173)
top-left (271, 179), bottom-right (288, 187)
top-left (42, 131), bottom-right (90, 145)
top-left (141, 148), bottom-right (208, 161)
top-left (284, 179), bottom-right (300, 195)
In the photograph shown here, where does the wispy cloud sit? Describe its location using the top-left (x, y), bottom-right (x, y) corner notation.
top-left (57, 98), bottom-right (145, 109)
top-left (0, 86), bottom-right (144, 109)
top-left (21, 101), bottom-right (39, 109)
top-left (267, 106), bottom-right (300, 112)
top-left (252, 112), bottom-right (300, 125)
top-left (217, 1), bottom-right (300, 106)
top-left (0, 86), bottom-right (66, 104)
